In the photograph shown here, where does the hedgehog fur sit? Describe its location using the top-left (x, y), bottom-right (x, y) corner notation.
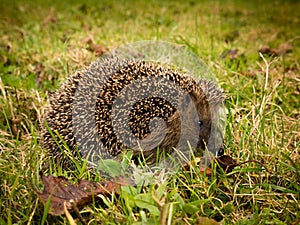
top-left (41, 56), bottom-right (224, 165)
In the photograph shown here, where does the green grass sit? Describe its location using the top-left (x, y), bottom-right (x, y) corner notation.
top-left (0, 0), bottom-right (299, 224)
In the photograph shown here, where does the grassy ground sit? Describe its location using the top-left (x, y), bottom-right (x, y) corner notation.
top-left (0, 0), bottom-right (299, 224)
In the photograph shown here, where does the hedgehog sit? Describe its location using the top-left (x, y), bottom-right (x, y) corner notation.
top-left (41, 56), bottom-right (225, 166)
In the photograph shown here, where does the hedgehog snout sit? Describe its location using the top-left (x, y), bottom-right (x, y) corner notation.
top-left (207, 127), bottom-right (224, 157)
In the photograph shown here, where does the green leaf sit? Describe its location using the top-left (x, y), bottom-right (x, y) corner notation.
top-left (134, 194), bottom-right (160, 216)
top-left (156, 181), bottom-right (167, 199)
top-left (97, 159), bottom-right (122, 177)
top-left (183, 198), bottom-right (211, 214)
top-left (121, 185), bottom-right (138, 196)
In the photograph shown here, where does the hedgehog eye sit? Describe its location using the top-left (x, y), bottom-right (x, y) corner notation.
top-left (217, 147), bottom-right (224, 157)
top-left (198, 120), bottom-right (204, 127)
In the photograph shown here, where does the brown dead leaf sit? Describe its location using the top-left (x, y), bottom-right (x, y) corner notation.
top-left (83, 36), bottom-right (93, 44)
top-left (37, 173), bottom-right (130, 215)
top-left (11, 117), bottom-right (21, 139)
top-left (259, 43), bottom-right (293, 56)
top-left (220, 49), bottom-right (244, 60)
top-left (277, 43), bottom-right (293, 54)
top-left (183, 157), bottom-right (212, 176)
top-left (215, 155), bottom-right (237, 172)
top-left (196, 213), bottom-right (219, 225)
top-left (43, 15), bottom-right (57, 26)
top-left (87, 43), bottom-right (108, 56)
top-left (259, 45), bottom-right (273, 55)
top-left (199, 166), bottom-right (213, 176)
top-left (83, 37), bottom-right (108, 56)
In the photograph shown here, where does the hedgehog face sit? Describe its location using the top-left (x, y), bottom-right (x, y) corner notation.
top-left (183, 90), bottom-right (224, 157)
top-left (197, 117), bottom-right (224, 156)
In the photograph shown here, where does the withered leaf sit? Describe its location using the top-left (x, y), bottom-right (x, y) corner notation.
top-left (259, 43), bottom-right (293, 56)
top-left (11, 118), bottom-right (21, 139)
top-left (196, 215), bottom-right (220, 225)
top-left (83, 36), bottom-right (108, 56)
top-left (87, 43), bottom-right (108, 56)
top-left (43, 15), bottom-right (57, 26)
top-left (215, 155), bottom-right (237, 172)
top-left (37, 173), bottom-right (130, 216)
top-left (220, 49), bottom-right (244, 60)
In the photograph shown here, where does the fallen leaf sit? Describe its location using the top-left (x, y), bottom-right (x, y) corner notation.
top-left (259, 43), bottom-right (293, 56)
top-left (87, 43), bottom-right (108, 56)
top-left (11, 118), bottom-right (21, 138)
top-left (83, 36), bottom-right (108, 56)
top-left (37, 155), bottom-right (237, 216)
top-left (43, 15), bottom-right (57, 26)
top-left (258, 45), bottom-right (272, 55)
top-left (220, 49), bottom-right (244, 60)
top-left (215, 155), bottom-right (237, 172)
top-left (83, 36), bottom-right (93, 44)
top-left (196, 215), bottom-right (219, 225)
top-left (36, 173), bottom-right (131, 215)
top-left (277, 43), bottom-right (293, 55)
top-left (199, 166), bottom-right (213, 175)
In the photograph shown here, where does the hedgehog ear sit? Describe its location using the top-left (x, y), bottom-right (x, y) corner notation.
top-left (180, 93), bottom-right (192, 110)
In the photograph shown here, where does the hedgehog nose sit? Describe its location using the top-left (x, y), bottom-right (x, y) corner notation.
top-left (217, 147), bottom-right (224, 157)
